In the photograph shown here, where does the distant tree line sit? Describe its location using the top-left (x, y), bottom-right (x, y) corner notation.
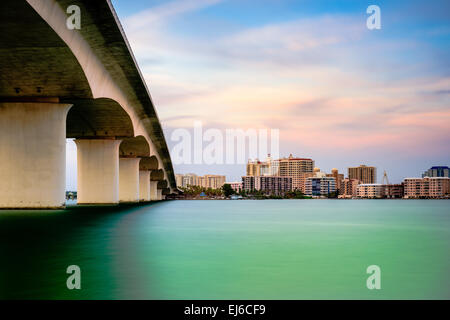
top-left (180, 184), bottom-right (317, 200)
top-left (180, 184), bottom-right (343, 199)
top-left (180, 185), bottom-right (223, 197)
top-left (238, 188), bottom-right (312, 199)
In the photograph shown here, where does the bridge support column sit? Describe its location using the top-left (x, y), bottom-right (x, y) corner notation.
top-left (150, 181), bottom-right (158, 201)
top-left (0, 102), bottom-right (72, 208)
top-left (139, 170), bottom-right (151, 202)
top-left (75, 139), bottom-right (121, 204)
top-left (119, 158), bottom-right (141, 202)
top-left (156, 189), bottom-right (163, 201)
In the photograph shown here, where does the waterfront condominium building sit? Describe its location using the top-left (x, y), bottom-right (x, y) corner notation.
top-left (403, 177), bottom-right (450, 198)
top-left (382, 184), bottom-right (404, 198)
top-left (305, 177), bottom-right (336, 197)
top-left (198, 175), bottom-right (226, 189)
top-left (197, 176), bottom-right (206, 188)
top-left (356, 184), bottom-right (383, 198)
top-left (177, 173), bottom-right (225, 189)
top-left (241, 176), bottom-right (292, 195)
top-left (348, 165), bottom-right (377, 184)
top-left (279, 154), bottom-right (314, 193)
top-left (422, 166), bottom-right (450, 178)
top-left (255, 176), bottom-right (292, 195)
top-left (339, 178), bottom-right (361, 198)
top-left (242, 176), bottom-right (255, 191)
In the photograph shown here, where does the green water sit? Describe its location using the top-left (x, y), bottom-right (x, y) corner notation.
top-left (0, 200), bottom-right (449, 299)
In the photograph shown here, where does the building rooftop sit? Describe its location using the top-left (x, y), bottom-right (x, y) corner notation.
top-left (405, 177), bottom-right (450, 180)
top-left (281, 157), bottom-right (313, 161)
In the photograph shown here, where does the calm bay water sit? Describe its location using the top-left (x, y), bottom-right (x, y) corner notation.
top-left (0, 200), bottom-right (449, 299)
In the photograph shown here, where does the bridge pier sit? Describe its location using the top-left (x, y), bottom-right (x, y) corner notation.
top-left (150, 181), bottom-right (158, 201)
top-left (0, 102), bottom-right (71, 208)
top-left (75, 139), bottom-right (121, 204)
top-left (156, 189), bottom-right (163, 201)
top-left (139, 170), bottom-right (151, 202)
top-left (119, 157), bottom-right (141, 202)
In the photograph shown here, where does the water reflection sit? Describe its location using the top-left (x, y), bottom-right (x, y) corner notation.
top-left (1, 200), bottom-right (449, 299)
top-left (0, 203), bottom-right (163, 299)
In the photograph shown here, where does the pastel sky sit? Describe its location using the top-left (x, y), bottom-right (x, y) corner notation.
top-left (67, 0), bottom-right (450, 189)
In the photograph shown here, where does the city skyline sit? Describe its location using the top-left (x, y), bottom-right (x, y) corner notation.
top-left (66, 0), bottom-right (450, 189)
top-left (175, 162), bottom-right (450, 199)
top-left (175, 160), bottom-right (450, 185)
top-left (67, 139), bottom-right (449, 190)
top-left (160, 157), bottom-right (448, 183)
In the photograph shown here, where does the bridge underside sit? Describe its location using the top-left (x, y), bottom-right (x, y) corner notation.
top-left (0, 0), bottom-right (175, 208)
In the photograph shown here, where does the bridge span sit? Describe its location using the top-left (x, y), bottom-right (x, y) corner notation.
top-left (0, 0), bottom-right (177, 208)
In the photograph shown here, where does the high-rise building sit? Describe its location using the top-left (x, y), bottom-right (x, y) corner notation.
top-left (175, 173), bottom-right (199, 187)
top-left (305, 177), bottom-right (336, 197)
top-left (242, 176), bottom-right (255, 191)
top-left (246, 159), bottom-right (263, 176)
top-left (256, 176), bottom-right (292, 195)
top-left (242, 176), bottom-right (292, 195)
top-left (247, 155), bottom-right (279, 177)
top-left (326, 168), bottom-right (344, 191)
top-left (269, 155), bottom-right (282, 176)
top-left (279, 154), bottom-right (314, 192)
top-left (348, 165), bottom-right (377, 184)
top-left (422, 166), bottom-right (450, 178)
top-left (404, 177), bottom-right (450, 198)
top-left (339, 178), bottom-right (360, 198)
top-left (244, 154), bottom-right (314, 192)
top-left (259, 162), bottom-right (270, 176)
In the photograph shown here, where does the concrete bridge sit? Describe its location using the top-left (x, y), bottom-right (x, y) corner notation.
top-left (0, 0), bottom-right (177, 208)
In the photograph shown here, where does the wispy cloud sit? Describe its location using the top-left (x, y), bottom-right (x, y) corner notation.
top-left (214, 15), bottom-right (364, 68)
top-left (125, 0), bottom-right (223, 29)
top-left (115, 0), bottom-right (450, 182)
